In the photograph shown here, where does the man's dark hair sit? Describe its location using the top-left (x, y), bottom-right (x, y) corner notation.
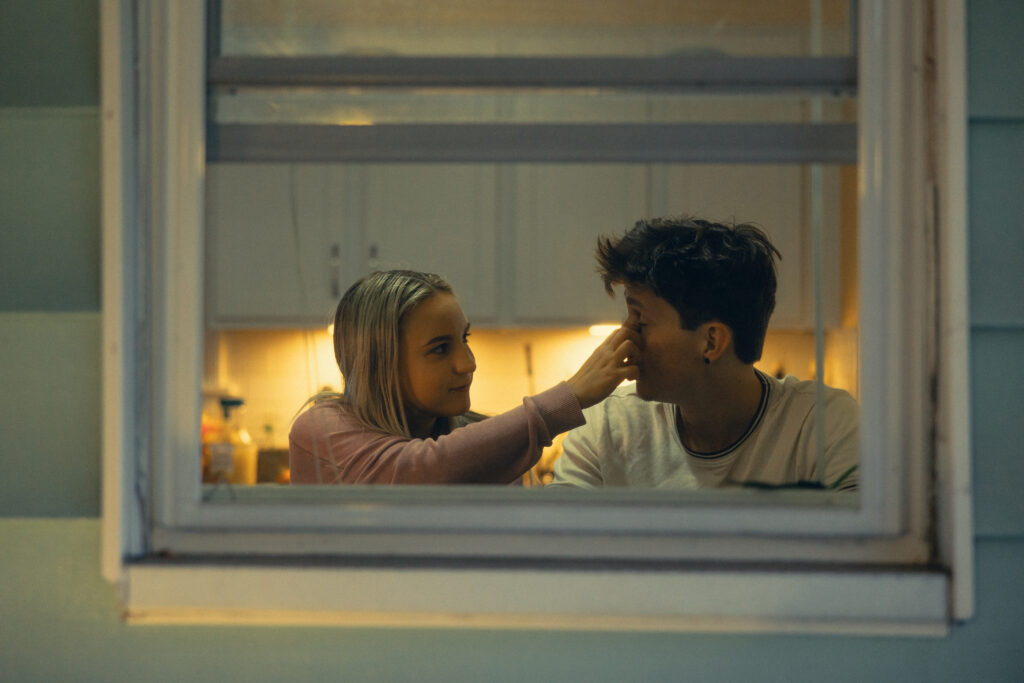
top-left (597, 216), bottom-right (781, 364)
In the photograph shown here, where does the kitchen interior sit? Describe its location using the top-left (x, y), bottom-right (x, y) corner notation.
top-left (200, 0), bottom-right (858, 486)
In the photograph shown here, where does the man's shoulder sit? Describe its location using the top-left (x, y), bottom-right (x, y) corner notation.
top-left (581, 383), bottom-right (673, 429)
top-left (772, 374), bottom-right (858, 407)
top-left (767, 374), bottom-right (860, 431)
top-left (594, 383), bottom-right (662, 410)
top-left (608, 382), bottom-right (644, 401)
top-left (560, 383), bottom-right (681, 479)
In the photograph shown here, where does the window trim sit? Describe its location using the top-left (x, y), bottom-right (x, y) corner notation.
top-left (206, 54), bottom-right (857, 90)
top-left (209, 122), bottom-right (857, 164)
top-left (102, 0), bottom-right (973, 630)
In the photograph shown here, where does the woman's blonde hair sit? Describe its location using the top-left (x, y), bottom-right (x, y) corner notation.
top-left (322, 269), bottom-right (454, 437)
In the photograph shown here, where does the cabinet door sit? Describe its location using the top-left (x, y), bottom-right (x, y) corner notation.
top-left (205, 164), bottom-right (344, 328)
top-left (512, 164), bottom-right (649, 325)
top-left (359, 164), bottom-right (499, 322)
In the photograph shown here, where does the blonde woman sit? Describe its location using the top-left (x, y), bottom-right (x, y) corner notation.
top-left (289, 270), bottom-right (640, 484)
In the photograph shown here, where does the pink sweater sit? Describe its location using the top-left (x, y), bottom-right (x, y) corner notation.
top-left (288, 383), bottom-right (584, 484)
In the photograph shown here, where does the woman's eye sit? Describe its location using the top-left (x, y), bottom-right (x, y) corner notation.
top-left (431, 344), bottom-right (449, 355)
top-left (462, 333), bottom-right (471, 344)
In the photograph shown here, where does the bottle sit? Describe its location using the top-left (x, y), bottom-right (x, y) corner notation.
top-left (205, 397), bottom-right (258, 485)
top-left (200, 408), bottom-right (225, 483)
top-left (224, 398), bottom-right (258, 485)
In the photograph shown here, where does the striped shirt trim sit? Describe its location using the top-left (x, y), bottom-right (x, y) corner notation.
top-left (678, 370), bottom-right (771, 460)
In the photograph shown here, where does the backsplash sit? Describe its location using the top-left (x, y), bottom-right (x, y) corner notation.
top-left (204, 326), bottom-right (858, 450)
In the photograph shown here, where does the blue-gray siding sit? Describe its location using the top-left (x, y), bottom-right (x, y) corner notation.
top-left (0, 0), bottom-right (1021, 680)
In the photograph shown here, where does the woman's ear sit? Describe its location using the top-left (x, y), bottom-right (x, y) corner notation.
top-left (702, 322), bottom-right (733, 364)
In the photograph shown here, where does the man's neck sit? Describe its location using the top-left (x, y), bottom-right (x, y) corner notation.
top-left (674, 366), bottom-right (764, 454)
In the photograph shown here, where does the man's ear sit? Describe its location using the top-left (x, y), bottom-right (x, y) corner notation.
top-left (702, 321), bottom-right (733, 363)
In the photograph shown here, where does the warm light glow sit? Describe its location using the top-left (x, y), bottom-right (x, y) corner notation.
top-left (211, 328), bottom-right (341, 449)
top-left (213, 325), bottom-right (856, 453)
top-left (327, 322), bottom-right (334, 336)
top-left (588, 324), bottom-right (619, 337)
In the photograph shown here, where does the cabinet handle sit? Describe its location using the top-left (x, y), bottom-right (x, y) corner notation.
top-left (330, 243), bottom-right (341, 298)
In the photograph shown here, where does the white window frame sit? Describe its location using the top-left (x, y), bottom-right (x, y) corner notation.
top-left (101, 0), bottom-right (972, 634)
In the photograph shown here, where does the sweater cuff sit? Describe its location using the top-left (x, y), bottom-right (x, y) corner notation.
top-left (531, 382), bottom-right (586, 435)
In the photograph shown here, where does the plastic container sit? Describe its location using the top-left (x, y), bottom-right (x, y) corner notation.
top-left (203, 397), bottom-right (258, 485)
top-left (200, 409), bottom-right (224, 483)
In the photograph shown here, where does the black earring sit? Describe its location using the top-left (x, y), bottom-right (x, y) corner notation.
top-left (704, 357), bottom-right (710, 365)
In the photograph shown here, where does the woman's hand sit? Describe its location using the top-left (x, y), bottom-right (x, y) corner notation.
top-left (566, 326), bottom-right (641, 409)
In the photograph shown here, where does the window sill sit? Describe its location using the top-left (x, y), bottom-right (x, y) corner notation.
top-left (122, 560), bottom-right (950, 636)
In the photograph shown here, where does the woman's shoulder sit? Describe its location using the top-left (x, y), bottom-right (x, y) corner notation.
top-left (290, 399), bottom-right (357, 439)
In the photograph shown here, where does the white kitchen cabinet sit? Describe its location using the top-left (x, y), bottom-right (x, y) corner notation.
top-left (206, 162), bottom-right (498, 328)
top-left (206, 161), bottom-right (841, 330)
top-left (501, 90), bottom-right (651, 325)
top-left (510, 164), bottom-right (649, 325)
top-left (205, 163), bottom-right (358, 328)
top-left (650, 163), bottom-right (842, 330)
top-left (641, 91), bottom-right (843, 331)
top-left (358, 164), bottom-right (499, 323)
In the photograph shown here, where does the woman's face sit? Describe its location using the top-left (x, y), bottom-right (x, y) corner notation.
top-left (398, 292), bottom-right (476, 436)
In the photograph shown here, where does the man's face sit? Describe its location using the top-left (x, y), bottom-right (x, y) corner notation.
top-left (623, 285), bottom-right (704, 404)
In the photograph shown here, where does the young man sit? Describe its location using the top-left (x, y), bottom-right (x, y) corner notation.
top-left (549, 217), bottom-right (859, 491)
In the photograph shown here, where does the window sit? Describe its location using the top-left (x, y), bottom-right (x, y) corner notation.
top-left (101, 0), bottom-right (972, 632)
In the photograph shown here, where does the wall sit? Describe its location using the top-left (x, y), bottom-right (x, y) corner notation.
top-left (0, 0), bottom-right (101, 515)
top-left (1, 1), bottom-right (1022, 680)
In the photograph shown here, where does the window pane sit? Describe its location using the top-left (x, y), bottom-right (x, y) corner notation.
top-left (202, 161), bottom-right (858, 489)
top-left (217, 0), bottom-right (852, 57)
top-left (201, 0), bottom-right (860, 494)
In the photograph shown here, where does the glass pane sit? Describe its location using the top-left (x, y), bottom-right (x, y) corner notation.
top-left (202, 160), bottom-right (858, 491)
top-left (202, 0), bottom-right (859, 495)
top-left (218, 0), bottom-right (852, 57)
